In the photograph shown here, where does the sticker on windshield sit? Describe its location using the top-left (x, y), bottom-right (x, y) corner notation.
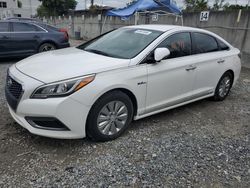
top-left (135, 30), bottom-right (152, 35)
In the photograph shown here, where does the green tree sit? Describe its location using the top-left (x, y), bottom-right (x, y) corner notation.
top-left (212, 0), bottom-right (225, 10)
top-left (184, 0), bottom-right (208, 12)
top-left (37, 0), bottom-right (77, 17)
top-left (223, 4), bottom-right (249, 10)
top-left (37, 5), bottom-right (49, 17)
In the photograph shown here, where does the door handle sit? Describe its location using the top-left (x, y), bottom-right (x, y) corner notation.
top-left (186, 65), bottom-right (197, 71)
top-left (217, 59), bottom-right (225, 64)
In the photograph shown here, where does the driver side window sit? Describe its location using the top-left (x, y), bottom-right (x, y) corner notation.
top-left (158, 32), bottom-right (192, 59)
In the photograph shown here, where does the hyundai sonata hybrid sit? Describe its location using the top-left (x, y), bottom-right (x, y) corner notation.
top-left (5, 25), bottom-right (241, 141)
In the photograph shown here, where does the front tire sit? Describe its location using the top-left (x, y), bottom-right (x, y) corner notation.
top-left (86, 91), bottom-right (134, 142)
top-left (213, 71), bottom-right (233, 101)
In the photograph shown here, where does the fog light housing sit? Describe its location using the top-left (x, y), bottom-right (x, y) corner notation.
top-left (25, 117), bottom-right (70, 131)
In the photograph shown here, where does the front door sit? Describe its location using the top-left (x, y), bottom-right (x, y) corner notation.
top-left (146, 32), bottom-right (197, 114)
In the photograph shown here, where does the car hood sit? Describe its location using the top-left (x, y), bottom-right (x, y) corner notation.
top-left (15, 47), bottom-right (130, 83)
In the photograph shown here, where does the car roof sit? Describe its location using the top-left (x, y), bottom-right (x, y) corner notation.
top-left (5, 17), bottom-right (42, 22)
top-left (124, 24), bottom-right (206, 33)
top-left (0, 20), bottom-right (32, 23)
top-left (125, 24), bottom-right (181, 31)
top-left (125, 24), bottom-right (232, 48)
top-left (0, 19), bottom-right (43, 25)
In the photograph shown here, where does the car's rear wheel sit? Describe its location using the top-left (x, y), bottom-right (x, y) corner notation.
top-left (86, 91), bottom-right (134, 142)
top-left (39, 43), bottom-right (56, 53)
top-left (213, 71), bottom-right (233, 101)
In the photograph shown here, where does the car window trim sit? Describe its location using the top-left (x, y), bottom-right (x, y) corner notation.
top-left (191, 32), bottom-right (220, 55)
top-left (32, 23), bottom-right (48, 33)
top-left (139, 30), bottom-right (192, 65)
top-left (161, 31), bottom-right (192, 60)
top-left (216, 38), bottom-right (230, 51)
top-left (10, 22), bottom-right (48, 33)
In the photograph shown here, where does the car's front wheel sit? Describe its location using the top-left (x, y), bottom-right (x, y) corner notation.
top-left (213, 71), bottom-right (233, 101)
top-left (39, 43), bottom-right (56, 53)
top-left (86, 91), bottom-right (134, 142)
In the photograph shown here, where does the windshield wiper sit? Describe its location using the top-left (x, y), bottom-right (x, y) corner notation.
top-left (85, 49), bottom-right (112, 57)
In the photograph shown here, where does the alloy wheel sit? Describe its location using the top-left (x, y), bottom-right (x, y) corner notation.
top-left (41, 44), bottom-right (55, 52)
top-left (218, 76), bottom-right (231, 98)
top-left (97, 101), bottom-right (128, 136)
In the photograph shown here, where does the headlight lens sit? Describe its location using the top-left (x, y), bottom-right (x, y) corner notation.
top-left (31, 75), bottom-right (95, 99)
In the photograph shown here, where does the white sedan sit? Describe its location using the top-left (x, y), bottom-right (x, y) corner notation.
top-left (5, 25), bottom-right (241, 141)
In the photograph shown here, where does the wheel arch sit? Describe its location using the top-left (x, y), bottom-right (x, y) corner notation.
top-left (38, 40), bottom-right (58, 51)
top-left (224, 69), bottom-right (234, 85)
top-left (88, 87), bottom-right (139, 118)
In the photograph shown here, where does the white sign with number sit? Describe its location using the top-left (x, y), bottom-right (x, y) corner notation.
top-left (152, 14), bottom-right (158, 22)
top-left (200, 11), bottom-right (209, 21)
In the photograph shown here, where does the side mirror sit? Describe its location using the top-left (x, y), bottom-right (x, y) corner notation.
top-left (154, 48), bottom-right (170, 62)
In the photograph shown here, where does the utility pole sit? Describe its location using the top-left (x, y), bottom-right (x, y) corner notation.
top-left (85, 0), bottom-right (87, 9)
top-left (30, 0), bottom-right (32, 17)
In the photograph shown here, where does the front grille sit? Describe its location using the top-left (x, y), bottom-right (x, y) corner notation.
top-left (6, 74), bottom-right (23, 99)
top-left (5, 73), bottom-right (23, 111)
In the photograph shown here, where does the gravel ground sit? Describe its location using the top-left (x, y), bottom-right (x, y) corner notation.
top-left (0, 59), bottom-right (249, 188)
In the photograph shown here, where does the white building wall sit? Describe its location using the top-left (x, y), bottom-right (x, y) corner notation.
top-left (0, 0), bottom-right (41, 19)
top-left (20, 0), bottom-right (41, 16)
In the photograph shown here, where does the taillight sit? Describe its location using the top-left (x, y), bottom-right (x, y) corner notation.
top-left (59, 28), bottom-right (69, 40)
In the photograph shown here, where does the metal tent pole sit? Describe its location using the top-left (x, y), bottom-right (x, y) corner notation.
top-left (135, 12), bottom-right (139, 25)
top-left (101, 15), bottom-right (107, 34)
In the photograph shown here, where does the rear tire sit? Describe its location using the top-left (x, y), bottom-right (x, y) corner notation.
top-left (86, 91), bottom-right (134, 142)
top-left (38, 43), bottom-right (56, 53)
top-left (213, 71), bottom-right (233, 101)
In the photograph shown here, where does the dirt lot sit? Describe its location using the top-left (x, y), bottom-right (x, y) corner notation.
top-left (0, 59), bottom-right (249, 187)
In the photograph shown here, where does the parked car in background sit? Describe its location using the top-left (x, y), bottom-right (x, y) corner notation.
top-left (5, 25), bottom-right (241, 141)
top-left (0, 20), bottom-right (70, 58)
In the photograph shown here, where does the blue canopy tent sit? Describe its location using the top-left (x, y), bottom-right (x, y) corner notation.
top-left (101, 0), bottom-right (182, 33)
top-left (106, 0), bottom-right (181, 18)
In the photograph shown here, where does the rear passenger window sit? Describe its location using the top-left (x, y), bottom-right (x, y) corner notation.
top-left (158, 32), bottom-right (191, 59)
top-left (217, 39), bottom-right (229, 51)
top-left (0, 22), bottom-right (9, 32)
top-left (192, 33), bottom-right (219, 54)
top-left (13, 23), bottom-right (38, 32)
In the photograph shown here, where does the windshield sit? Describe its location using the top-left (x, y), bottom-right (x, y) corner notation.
top-left (78, 28), bottom-right (163, 59)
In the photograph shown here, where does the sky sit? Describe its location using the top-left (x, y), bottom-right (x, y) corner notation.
top-left (76, 0), bottom-right (250, 10)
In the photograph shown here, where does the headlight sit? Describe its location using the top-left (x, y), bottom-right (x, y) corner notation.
top-left (31, 75), bottom-right (95, 99)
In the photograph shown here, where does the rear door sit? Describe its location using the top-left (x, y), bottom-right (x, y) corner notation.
top-left (0, 22), bottom-right (11, 56)
top-left (191, 32), bottom-right (227, 95)
top-left (10, 22), bottom-right (44, 54)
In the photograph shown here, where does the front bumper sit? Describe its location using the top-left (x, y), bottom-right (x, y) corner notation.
top-left (6, 66), bottom-right (90, 139)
